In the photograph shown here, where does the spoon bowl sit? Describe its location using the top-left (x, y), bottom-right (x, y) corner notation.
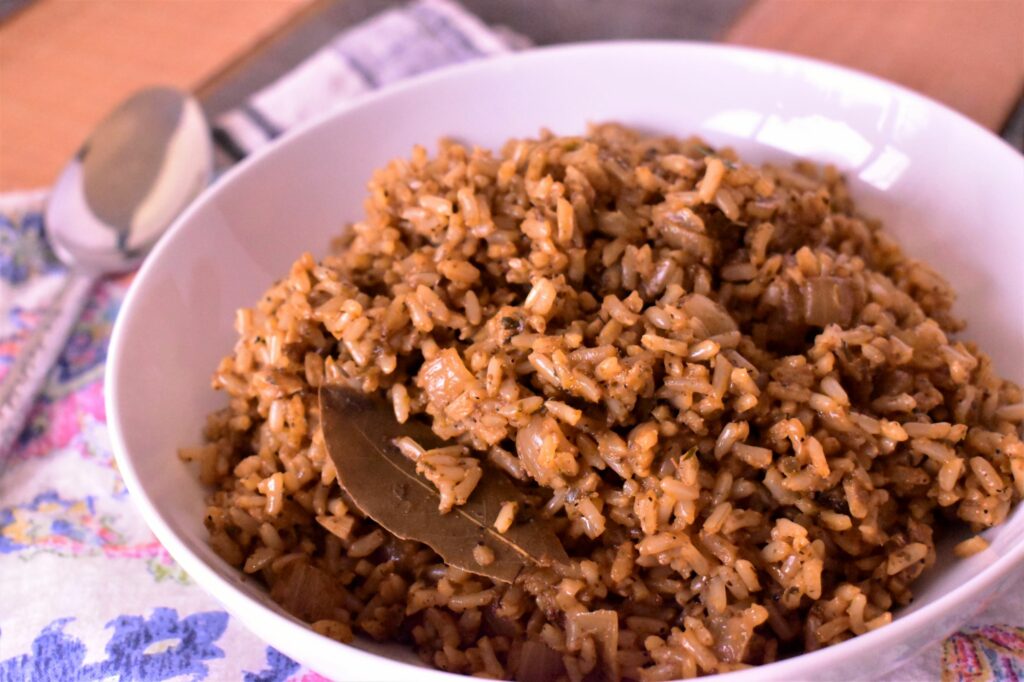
top-left (0, 86), bottom-right (212, 456)
top-left (46, 87), bottom-right (212, 274)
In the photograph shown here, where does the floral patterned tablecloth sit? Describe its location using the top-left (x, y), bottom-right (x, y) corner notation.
top-left (2, 2), bottom-right (1022, 680)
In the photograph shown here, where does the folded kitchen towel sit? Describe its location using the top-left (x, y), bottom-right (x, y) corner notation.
top-left (214, 0), bottom-right (528, 157)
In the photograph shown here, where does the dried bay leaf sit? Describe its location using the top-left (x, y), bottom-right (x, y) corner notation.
top-left (318, 385), bottom-right (568, 583)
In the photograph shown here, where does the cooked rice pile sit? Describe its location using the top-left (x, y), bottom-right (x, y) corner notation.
top-left (183, 124), bottom-right (1024, 680)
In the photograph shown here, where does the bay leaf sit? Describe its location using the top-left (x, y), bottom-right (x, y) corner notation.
top-left (318, 385), bottom-right (568, 583)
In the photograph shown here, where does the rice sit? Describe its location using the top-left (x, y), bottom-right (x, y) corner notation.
top-left (182, 123), bottom-right (1023, 680)
top-left (953, 535), bottom-right (990, 558)
top-left (494, 501), bottom-right (519, 534)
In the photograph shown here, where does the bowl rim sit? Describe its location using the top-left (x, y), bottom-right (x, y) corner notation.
top-left (106, 39), bottom-right (1024, 681)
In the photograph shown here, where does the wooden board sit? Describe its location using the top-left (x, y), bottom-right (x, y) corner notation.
top-left (726, 0), bottom-right (1024, 132)
top-left (0, 0), bottom-right (312, 190)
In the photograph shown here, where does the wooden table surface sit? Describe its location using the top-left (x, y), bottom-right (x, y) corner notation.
top-left (0, 0), bottom-right (315, 189)
top-left (1, 0), bottom-right (1021, 191)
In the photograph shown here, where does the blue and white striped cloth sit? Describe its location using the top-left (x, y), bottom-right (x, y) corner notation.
top-left (214, 0), bottom-right (528, 157)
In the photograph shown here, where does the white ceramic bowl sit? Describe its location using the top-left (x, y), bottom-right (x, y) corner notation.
top-left (107, 42), bottom-right (1024, 681)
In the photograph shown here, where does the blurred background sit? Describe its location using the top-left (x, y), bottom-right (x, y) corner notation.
top-left (1, 0), bottom-right (1022, 191)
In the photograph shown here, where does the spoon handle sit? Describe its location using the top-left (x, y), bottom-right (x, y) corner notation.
top-left (0, 272), bottom-right (96, 459)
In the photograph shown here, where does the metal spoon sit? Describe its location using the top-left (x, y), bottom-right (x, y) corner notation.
top-left (0, 87), bottom-right (212, 456)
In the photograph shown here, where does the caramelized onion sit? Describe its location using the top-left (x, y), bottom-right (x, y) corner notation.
top-left (682, 294), bottom-right (738, 336)
top-left (270, 561), bottom-right (344, 623)
top-left (516, 415), bottom-right (568, 487)
top-left (803, 276), bottom-right (858, 327)
top-left (516, 640), bottom-right (566, 682)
